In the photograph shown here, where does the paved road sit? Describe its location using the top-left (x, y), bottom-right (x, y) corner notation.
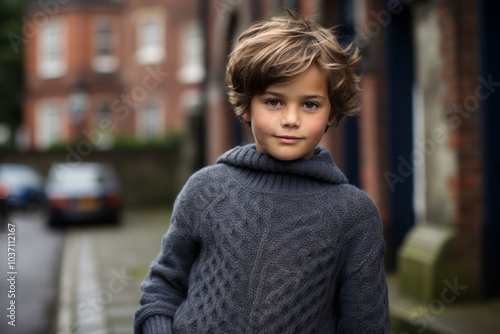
top-left (56, 209), bottom-right (170, 334)
top-left (0, 209), bottom-right (170, 334)
top-left (0, 210), bottom-right (65, 334)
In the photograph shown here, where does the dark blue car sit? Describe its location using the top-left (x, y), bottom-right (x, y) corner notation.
top-left (0, 163), bottom-right (46, 211)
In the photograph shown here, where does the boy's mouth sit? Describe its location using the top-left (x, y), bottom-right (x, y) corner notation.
top-left (275, 135), bottom-right (302, 144)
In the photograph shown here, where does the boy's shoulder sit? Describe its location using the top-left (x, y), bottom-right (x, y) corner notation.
top-left (172, 164), bottom-right (232, 215)
top-left (328, 183), bottom-right (381, 221)
top-left (186, 163), bottom-right (229, 184)
top-left (335, 183), bottom-right (376, 204)
top-left (178, 164), bottom-right (232, 197)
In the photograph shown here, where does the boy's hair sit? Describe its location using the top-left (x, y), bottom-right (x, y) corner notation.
top-left (225, 11), bottom-right (361, 127)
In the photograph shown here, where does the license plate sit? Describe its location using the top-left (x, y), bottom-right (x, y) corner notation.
top-left (76, 198), bottom-right (100, 211)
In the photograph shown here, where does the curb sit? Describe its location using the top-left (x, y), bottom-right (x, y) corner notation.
top-left (55, 232), bottom-right (78, 334)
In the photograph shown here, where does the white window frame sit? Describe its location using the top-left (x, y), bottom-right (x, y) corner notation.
top-left (37, 19), bottom-right (67, 79)
top-left (177, 21), bottom-right (205, 84)
top-left (136, 99), bottom-right (164, 139)
top-left (136, 14), bottom-right (165, 65)
top-left (36, 99), bottom-right (63, 149)
top-left (92, 16), bottom-right (119, 73)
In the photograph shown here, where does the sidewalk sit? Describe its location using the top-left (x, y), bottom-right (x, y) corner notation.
top-left (55, 209), bottom-right (171, 334)
top-left (387, 274), bottom-right (500, 334)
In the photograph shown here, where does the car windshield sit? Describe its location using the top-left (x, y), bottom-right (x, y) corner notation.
top-left (0, 165), bottom-right (41, 187)
top-left (48, 165), bottom-right (107, 191)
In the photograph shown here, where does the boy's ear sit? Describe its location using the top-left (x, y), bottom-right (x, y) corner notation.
top-left (327, 115), bottom-right (336, 127)
top-left (242, 111), bottom-right (251, 123)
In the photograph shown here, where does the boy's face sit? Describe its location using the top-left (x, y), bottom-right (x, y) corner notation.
top-left (243, 64), bottom-right (333, 161)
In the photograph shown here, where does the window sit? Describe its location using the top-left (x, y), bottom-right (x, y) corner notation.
top-left (38, 19), bottom-right (66, 79)
top-left (93, 17), bottom-right (118, 73)
top-left (137, 100), bottom-right (163, 138)
top-left (142, 20), bottom-right (159, 48)
top-left (94, 102), bottom-right (115, 149)
top-left (178, 21), bottom-right (205, 84)
top-left (36, 100), bottom-right (63, 149)
top-left (136, 14), bottom-right (165, 65)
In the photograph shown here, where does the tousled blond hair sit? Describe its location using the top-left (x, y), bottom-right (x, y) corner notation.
top-left (225, 11), bottom-right (361, 127)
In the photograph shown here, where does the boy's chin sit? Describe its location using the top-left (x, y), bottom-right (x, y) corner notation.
top-left (263, 149), bottom-right (314, 161)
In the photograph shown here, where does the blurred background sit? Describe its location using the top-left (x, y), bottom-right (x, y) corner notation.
top-left (0, 0), bottom-right (499, 333)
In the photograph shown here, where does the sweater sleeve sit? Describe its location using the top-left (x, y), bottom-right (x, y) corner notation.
top-left (336, 195), bottom-right (390, 333)
top-left (134, 185), bottom-right (200, 334)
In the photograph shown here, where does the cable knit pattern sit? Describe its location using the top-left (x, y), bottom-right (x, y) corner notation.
top-left (135, 144), bottom-right (390, 334)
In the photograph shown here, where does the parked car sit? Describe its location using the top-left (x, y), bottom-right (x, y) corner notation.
top-left (45, 162), bottom-right (121, 227)
top-left (0, 163), bottom-right (46, 211)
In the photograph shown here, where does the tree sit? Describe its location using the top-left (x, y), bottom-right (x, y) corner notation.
top-left (0, 0), bottom-right (27, 147)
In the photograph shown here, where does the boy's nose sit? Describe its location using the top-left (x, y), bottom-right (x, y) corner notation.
top-left (281, 107), bottom-right (300, 128)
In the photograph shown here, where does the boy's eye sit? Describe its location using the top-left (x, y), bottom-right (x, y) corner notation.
top-left (265, 99), bottom-right (282, 107)
top-left (303, 102), bottom-right (319, 110)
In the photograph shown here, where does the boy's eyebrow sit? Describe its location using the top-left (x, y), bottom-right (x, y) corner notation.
top-left (263, 91), bottom-right (326, 100)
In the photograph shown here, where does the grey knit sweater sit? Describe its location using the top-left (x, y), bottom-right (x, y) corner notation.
top-left (135, 144), bottom-right (390, 333)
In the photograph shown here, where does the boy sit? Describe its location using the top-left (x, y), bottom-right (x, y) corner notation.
top-left (135, 11), bottom-right (390, 334)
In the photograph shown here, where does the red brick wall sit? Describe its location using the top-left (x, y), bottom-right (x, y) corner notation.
top-left (437, 0), bottom-right (482, 292)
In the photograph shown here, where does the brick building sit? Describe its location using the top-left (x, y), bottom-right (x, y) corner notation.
top-left (23, 0), bottom-right (203, 150)
top-left (199, 0), bottom-right (500, 330)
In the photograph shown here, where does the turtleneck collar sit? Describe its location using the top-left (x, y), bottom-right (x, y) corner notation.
top-left (216, 144), bottom-right (348, 194)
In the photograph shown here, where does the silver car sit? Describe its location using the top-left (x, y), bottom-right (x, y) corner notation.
top-left (45, 162), bottom-right (121, 227)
